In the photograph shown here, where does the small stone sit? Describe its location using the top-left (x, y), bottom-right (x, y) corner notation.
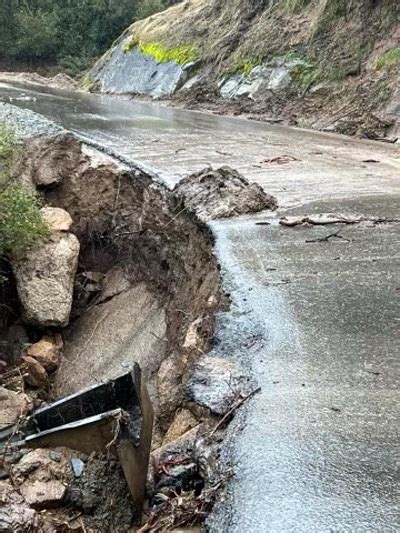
top-left (0, 387), bottom-right (28, 427)
top-left (163, 410), bottom-right (198, 446)
top-left (70, 458), bottom-right (85, 478)
top-left (26, 338), bottom-right (61, 373)
top-left (21, 356), bottom-right (49, 388)
top-left (20, 479), bottom-right (67, 509)
top-left (182, 318), bottom-right (203, 353)
top-left (40, 207), bottom-right (73, 231)
top-left (49, 451), bottom-right (62, 463)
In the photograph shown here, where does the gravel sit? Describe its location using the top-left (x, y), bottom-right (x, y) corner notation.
top-left (0, 103), bottom-right (63, 138)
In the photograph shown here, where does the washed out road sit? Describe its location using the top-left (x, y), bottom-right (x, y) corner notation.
top-left (1, 81), bottom-right (400, 532)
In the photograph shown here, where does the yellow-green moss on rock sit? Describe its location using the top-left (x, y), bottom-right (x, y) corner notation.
top-left (123, 37), bottom-right (198, 65)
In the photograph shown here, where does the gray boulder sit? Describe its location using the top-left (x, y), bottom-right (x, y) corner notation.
top-left (174, 166), bottom-right (277, 222)
top-left (13, 233), bottom-right (80, 327)
top-left (186, 356), bottom-right (252, 415)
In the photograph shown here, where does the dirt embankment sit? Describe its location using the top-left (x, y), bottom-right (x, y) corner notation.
top-left (89, 0), bottom-right (400, 139)
top-left (0, 106), bottom-right (276, 530)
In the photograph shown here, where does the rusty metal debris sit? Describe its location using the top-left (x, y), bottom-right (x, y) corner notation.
top-left (0, 365), bottom-right (153, 516)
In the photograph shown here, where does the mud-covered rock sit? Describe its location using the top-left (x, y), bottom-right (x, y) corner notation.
top-left (12, 233), bottom-right (80, 327)
top-left (186, 356), bottom-right (252, 415)
top-left (21, 356), bottom-right (49, 388)
top-left (20, 479), bottom-right (67, 509)
top-left (26, 337), bottom-right (62, 373)
top-left (158, 354), bottom-right (186, 422)
top-left (174, 166), bottom-right (277, 221)
top-left (163, 409), bottom-right (198, 446)
top-left (40, 207), bottom-right (73, 231)
top-left (0, 480), bottom-right (39, 532)
top-left (15, 133), bottom-right (82, 186)
top-left (0, 386), bottom-right (28, 428)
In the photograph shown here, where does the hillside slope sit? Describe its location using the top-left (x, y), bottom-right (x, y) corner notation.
top-left (88, 0), bottom-right (400, 138)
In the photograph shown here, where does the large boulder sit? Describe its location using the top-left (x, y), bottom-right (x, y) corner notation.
top-left (12, 233), bottom-right (80, 327)
top-left (174, 166), bottom-right (277, 222)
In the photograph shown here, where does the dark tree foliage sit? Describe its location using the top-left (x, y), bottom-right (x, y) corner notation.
top-left (0, 0), bottom-right (174, 74)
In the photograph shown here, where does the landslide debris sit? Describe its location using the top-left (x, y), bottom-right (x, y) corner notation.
top-left (0, 105), bottom-right (277, 530)
top-left (174, 166), bottom-right (277, 222)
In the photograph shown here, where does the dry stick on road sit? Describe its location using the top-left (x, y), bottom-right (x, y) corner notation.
top-left (209, 387), bottom-right (262, 437)
top-left (306, 229), bottom-right (350, 243)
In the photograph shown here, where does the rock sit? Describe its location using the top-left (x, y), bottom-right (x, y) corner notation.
top-left (0, 387), bottom-right (28, 427)
top-left (174, 166), bottom-right (277, 222)
top-left (0, 481), bottom-right (39, 532)
top-left (158, 354), bottom-right (185, 421)
top-left (26, 337), bottom-right (61, 373)
top-left (89, 40), bottom-right (191, 97)
top-left (186, 356), bottom-right (252, 415)
top-left (12, 448), bottom-right (73, 483)
top-left (2, 324), bottom-right (29, 366)
top-left (21, 356), bottom-right (49, 388)
top-left (12, 233), bottom-right (80, 327)
top-left (163, 409), bottom-right (198, 446)
top-left (15, 133), bottom-right (82, 187)
top-left (71, 458), bottom-right (85, 478)
top-left (182, 318), bottom-right (204, 353)
top-left (219, 56), bottom-right (310, 100)
top-left (20, 479), bottom-right (67, 509)
top-left (40, 206), bottom-right (73, 231)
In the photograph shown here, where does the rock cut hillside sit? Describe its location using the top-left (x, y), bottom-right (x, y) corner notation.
top-left (88, 0), bottom-right (400, 137)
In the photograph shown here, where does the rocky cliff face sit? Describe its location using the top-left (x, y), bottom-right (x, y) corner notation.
top-left (87, 0), bottom-right (400, 137)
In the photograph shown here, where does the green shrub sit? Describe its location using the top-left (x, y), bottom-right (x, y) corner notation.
top-left (376, 48), bottom-right (400, 72)
top-left (0, 122), bottom-right (50, 260)
top-left (0, 123), bottom-right (19, 186)
top-left (0, 185), bottom-right (51, 259)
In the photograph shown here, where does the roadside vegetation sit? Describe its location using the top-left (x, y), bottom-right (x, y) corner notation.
top-left (0, 0), bottom-right (178, 77)
top-left (0, 123), bottom-right (50, 262)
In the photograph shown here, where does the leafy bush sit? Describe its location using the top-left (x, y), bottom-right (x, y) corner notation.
top-left (0, 185), bottom-right (51, 259)
top-left (0, 123), bottom-right (19, 185)
top-left (0, 123), bottom-right (50, 260)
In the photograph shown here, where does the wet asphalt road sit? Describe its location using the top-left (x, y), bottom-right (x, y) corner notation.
top-left (1, 81), bottom-right (400, 532)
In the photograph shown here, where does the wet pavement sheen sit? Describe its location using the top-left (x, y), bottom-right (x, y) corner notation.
top-left (1, 82), bottom-right (400, 532)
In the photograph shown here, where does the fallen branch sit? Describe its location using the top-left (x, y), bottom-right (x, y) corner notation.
top-left (209, 387), bottom-right (262, 437)
top-left (261, 155), bottom-right (299, 165)
top-left (280, 215), bottom-right (400, 227)
top-left (306, 229), bottom-right (350, 243)
top-left (280, 215), bottom-right (360, 227)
